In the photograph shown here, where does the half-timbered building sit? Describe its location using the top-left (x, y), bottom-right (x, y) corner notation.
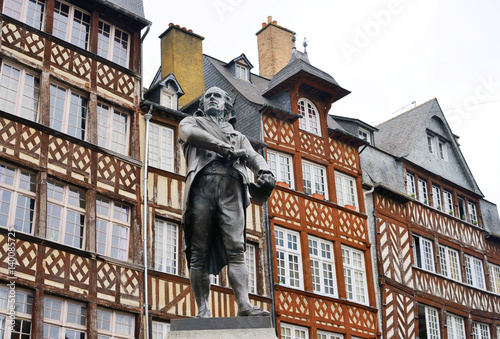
top-left (355, 99), bottom-right (500, 339)
top-left (0, 0), bottom-right (150, 337)
top-left (141, 16), bottom-right (379, 339)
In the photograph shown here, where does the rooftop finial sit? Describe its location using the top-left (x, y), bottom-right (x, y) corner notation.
top-left (303, 37), bottom-right (308, 54)
top-left (292, 34), bottom-right (296, 49)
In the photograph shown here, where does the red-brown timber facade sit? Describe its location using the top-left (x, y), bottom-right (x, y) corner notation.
top-left (0, 0), bottom-right (150, 337)
top-left (357, 99), bottom-right (500, 339)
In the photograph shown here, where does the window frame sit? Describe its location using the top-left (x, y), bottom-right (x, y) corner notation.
top-left (309, 236), bottom-right (337, 297)
top-left (2, 0), bottom-right (45, 29)
top-left (43, 296), bottom-right (87, 339)
top-left (97, 307), bottom-right (134, 338)
top-left (317, 330), bottom-right (344, 339)
top-left (52, 0), bottom-right (91, 50)
top-left (443, 190), bottom-right (454, 216)
top-left (97, 102), bottom-right (130, 156)
top-left (97, 19), bottom-right (130, 68)
top-left (468, 201), bottom-right (478, 225)
top-left (341, 245), bottom-right (368, 305)
top-left (0, 162), bottom-right (37, 234)
top-left (335, 171), bottom-right (358, 211)
top-left (438, 245), bottom-right (461, 282)
top-left (297, 97), bottom-right (321, 135)
top-left (46, 179), bottom-right (86, 249)
top-left (406, 172), bottom-right (416, 197)
top-left (302, 160), bottom-right (327, 199)
top-left (148, 122), bottom-right (175, 173)
top-left (245, 243), bottom-right (257, 294)
top-left (417, 178), bottom-right (428, 205)
top-left (235, 63), bottom-right (248, 81)
top-left (280, 322), bottom-right (308, 339)
top-left (413, 235), bottom-right (435, 273)
top-left (49, 83), bottom-right (88, 140)
top-left (464, 254), bottom-right (486, 290)
top-left (447, 313), bottom-right (465, 339)
top-left (432, 185), bottom-right (442, 211)
top-left (0, 287), bottom-right (33, 339)
top-left (358, 127), bottom-right (369, 143)
top-left (96, 196), bottom-right (131, 261)
top-left (152, 321), bottom-right (170, 339)
top-left (424, 306), bottom-right (441, 339)
top-left (154, 219), bottom-right (178, 275)
top-left (472, 321), bottom-right (491, 339)
top-left (0, 61), bottom-right (41, 122)
top-left (488, 262), bottom-right (500, 294)
top-left (274, 226), bottom-right (303, 290)
top-left (267, 150), bottom-right (294, 189)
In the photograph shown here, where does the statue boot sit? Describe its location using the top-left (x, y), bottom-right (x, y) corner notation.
top-left (190, 269), bottom-right (211, 318)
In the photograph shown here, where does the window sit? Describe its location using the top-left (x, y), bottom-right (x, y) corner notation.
top-left (97, 308), bottom-right (134, 338)
top-left (245, 243), bottom-right (257, 294)
top-left (275, 227), bottom-right (303, 289)
top-left (53, 1), bottom-right (90, 50)
top-left (447, 314), bottom-right (465, 339)
top-left (457, 197), bottom-right (466, 221)
top-left (235, 64), bottom-right (248, 81)
top-left (152, 321), bottom-right (169, 339)
top-left (267, 150), bottom-right (293, 189)
top-left (0, 62), bottom-right (40, 121)
top-left (418, 179), bottom-right (428, 205)
top-left (465, 255), bottom-right (485, 290)
top-left (149, 123), bottom-right (174, 172)
top-left (0, 163), bottom-right (36, 234)
top-left (468, 201), bottom-right (478, 225)
top-left (43, 297), bottom-right (86, 339)
top-left (406, 172), bottom-right (416, 197)
top-left (3, 0), bottom-right (45, 29)
top-left (335, 172), bottom-right (358, 210)
top-left (209, 274), bottom-right (220, 286)
top-left (358, 128), bottom-right (369, 143)
top-left (302, 161), bottom-right (327, 198)
top-left (342, 246), bottom-right (367, 304)
top-left (46, 180), bottom-right (86, 249)
top-left (97, 103), bottom-right (129, 155)
top-left (154, 219), bottom-right (178, 274)
top-left (432, 186), bottom-right (442, 210)
top-left (0, 287), bottom-right (33, 338)
top-left (472, 322), bottom-right (491, 339)
top-left (97, 20), bottom-right (130, 68)
top-left (49, 84), bottom-right (88, 140)
top-left (418, 305), bottom-right (440, 339)
top-left (160, 91), bottom-right (176, 109)
top-left (413, 235), bottom-right (435, 272)
top-left (96, 196), bottom-right (131, 261)
top-left (309, 236), bottom-right (336, 297)
top-left (280, 323), bottom-right (308, 339)
top-left (443, 190), bottom-right (454, 216)
top-left (489, 263), bottom-right (500, 294)
top-left (427, 135), bottom-right (434, 153)
top-left (297, 97), bottom-right (320, 135)
top-left (317, 331), bottom-right (343, 339)
top-left (438, 140), bottom-right (448, 161)
top-left (439, 245), bottom-right (461, 282)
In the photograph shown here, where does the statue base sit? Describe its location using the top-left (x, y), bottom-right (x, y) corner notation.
top-left (167, 316), bottom-right (278, 339)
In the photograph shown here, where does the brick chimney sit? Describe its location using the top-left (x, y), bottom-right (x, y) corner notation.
top-left (159, 24), bottom-right (205, 108)
top-left (256, 16), bottom-right (295, 79)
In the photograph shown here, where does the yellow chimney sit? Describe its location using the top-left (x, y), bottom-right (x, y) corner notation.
top-left (159, 24), bottom-right (205, 108)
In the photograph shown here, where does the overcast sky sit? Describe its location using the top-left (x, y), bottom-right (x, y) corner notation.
top-left (142, 0), bottom-right (500, 207)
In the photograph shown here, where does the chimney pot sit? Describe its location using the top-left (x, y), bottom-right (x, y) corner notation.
top-left (182, 27), bottom-right (186, 30)
top-left (188, 29), bottom-right (193, 33)
top-left (273, 20), bottom-right (277, 24)
top-left (169, 23), bottom-right (173, 27)
top-left (262, 22), bottom-right (266, 28)
top-left (267, 16), bottom-right (272, 23)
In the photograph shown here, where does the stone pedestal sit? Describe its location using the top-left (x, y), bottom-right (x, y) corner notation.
top-left (167, 316), bottom-right (278, 339)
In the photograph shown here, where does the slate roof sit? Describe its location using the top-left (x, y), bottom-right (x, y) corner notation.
top-left (96, 0), bottom-right (149, 25)
top-left (374, 98), bottom-right (483, 196)
top-left (481, 199), bottom-right (500, 238)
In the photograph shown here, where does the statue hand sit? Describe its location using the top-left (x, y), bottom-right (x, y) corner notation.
top-left (257, 171), bottom-right (276, 188)
top-left (226, 149), bottom-right (247, 162)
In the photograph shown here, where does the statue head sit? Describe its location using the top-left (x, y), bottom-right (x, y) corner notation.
top-left (200, 87), bottom-right (233, 119)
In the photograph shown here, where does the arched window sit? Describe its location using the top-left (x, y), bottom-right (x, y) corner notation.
top-left (297, 98), bottom-right (320, 135)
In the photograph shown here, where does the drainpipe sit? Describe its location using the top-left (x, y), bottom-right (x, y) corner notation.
top-left (260, 112), bottom-right (277, 333)
top-left (140, 23), bottom-right (152, 101)
top-left (143, 105), bottom-right (153, 339)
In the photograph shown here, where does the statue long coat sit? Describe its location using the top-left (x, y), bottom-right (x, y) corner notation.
top-left (178, 113), bottom-right (270, 274)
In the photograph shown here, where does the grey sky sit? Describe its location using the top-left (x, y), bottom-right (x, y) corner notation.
top-left (142, 0), bottom-right (500, 207)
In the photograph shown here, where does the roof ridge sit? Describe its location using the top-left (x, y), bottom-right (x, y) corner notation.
top-left (376, 98), bottom-right (437, 127)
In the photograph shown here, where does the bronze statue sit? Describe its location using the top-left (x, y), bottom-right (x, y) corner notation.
top-left (179, 87), bottom-right (276, 318)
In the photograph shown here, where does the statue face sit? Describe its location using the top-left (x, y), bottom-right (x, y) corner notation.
top-left (203, 88), bottom-right (226, 117)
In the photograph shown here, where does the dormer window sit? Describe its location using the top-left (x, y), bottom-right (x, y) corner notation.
top-left (427, 133), bottom-right (448, 161)
top-left (297, 98), bottom-right (320, 135)
top-left (160, 89), bottom-right (177, 110)
top-left (235, 64), bottom-right (248, 81)
top-left (358, 127), bottom-right (370, 143)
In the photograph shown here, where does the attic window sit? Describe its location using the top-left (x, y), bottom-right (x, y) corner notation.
top-left (358, 127), bottom-right (370, 143)
top-left (235, 64), bottom-right (248, 81)
top-left (297, 98), bottom-right (320, 135)
top-left (427, 133), bottom-right (448, 162)
top-left (160, 89), bottom-right (176, 110)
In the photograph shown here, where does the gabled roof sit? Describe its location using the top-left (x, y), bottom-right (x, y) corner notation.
top-left (226, 53), bottom-right (254, 70)
top-left (262, 48), bottom-right (350, 102)
top-left (330, 115), bottom-right (378, 132)
top-left (146, 73), bottom-right (185, 97)
top-left (375, 98), bottom-right (483, 196)
top-left (96, 0), bottom-right (150, 26)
